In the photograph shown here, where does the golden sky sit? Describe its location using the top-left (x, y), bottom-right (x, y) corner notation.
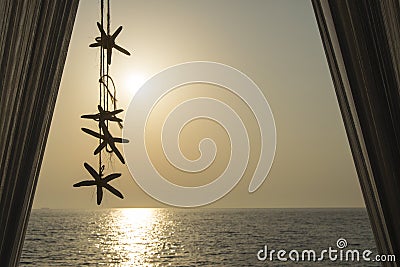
top-left (33, 0), bottom-right (365, 209)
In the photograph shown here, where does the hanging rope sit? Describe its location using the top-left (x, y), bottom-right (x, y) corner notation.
top-left (99, 0), bottom-right (104, 175)
top-left (105, 0), bottom-right (110, 136)
top-left (99, 75), bottom-right (123, 129)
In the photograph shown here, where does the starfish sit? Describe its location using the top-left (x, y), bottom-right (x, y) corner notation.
top-left (89, 22), bottom-right (131, 65)
top-left (81, 126), bottom-right (129, 164)
top-left (81, 105), bottom-right (123, 126)
top-left (73, 162), bottom-right (124, 205)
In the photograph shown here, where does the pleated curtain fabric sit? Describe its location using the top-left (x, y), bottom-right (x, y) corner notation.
top-left (0, 0), bottom-right (79, 266)
top-left (312, 0), bottom-right (400, 265)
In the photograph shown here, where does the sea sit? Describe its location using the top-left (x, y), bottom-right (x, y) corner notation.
top-left (19, 208), bottom-right (379, 266)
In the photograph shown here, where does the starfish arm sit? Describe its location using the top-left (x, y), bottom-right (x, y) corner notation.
top-left (94, 141), bottom-right (107, 155)
top-left (96, 22), bottom-right (107, 37)
top-left (73, 180), bottom-right (96, 187)
top-left (107, 116), bottom-right (123, 123)
top-left (114, 45), bottom-right (131, 56)
top-left (112, 26), bottom-right (123, 39)
top-left (98, 121), bottom-right (108, 134)
top-left (107, 47), bottom-right (112, 65)
top-left (99, 123), bottom-right (114, 139)
top-left (109, 109), bottom-right (124, 115)
top-left (104, 173), bottom-right (122, 183)
top-left (84, 162), bottom-right (101, 181)
top-left (97, 105), bottom-right (105, 113)
top-left (97, 185), bottom-right (103, 205)
top-left (82, 128), bottom-right (103, 139)
top-left (113, 137), bottom-right (129, 143)
top-left (109, 142), bottom-right (125, 164)
top-left (81, 114), bottom-right (100, 120)
top-left (89, 42), bottom-right (102, 48)
top-left (104, 184), bottom-right (124, 199)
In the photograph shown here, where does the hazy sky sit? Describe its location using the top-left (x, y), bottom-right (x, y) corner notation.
top-left (33, 0), bottom-right (365, 209)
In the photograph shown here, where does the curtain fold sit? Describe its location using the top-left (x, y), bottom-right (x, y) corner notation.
top-left (312, 0), bottom-right (400, 265)
top-left (0, 0), bottom-right (79, 266)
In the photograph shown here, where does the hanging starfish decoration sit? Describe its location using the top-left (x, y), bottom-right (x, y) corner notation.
top-left (81, 126), bottom-right (129, 164)
top-left (73, 162), bottom-right (124, 205)
top-left (89, 22), bottom-right (131, 65)
top-left (81, 105), bottom-right (123, 126)
top-left (75, 0), bottom-right (132, 205)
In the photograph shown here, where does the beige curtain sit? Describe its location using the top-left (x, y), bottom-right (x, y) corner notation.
top-left (0, 1), bottom-right (79, 266)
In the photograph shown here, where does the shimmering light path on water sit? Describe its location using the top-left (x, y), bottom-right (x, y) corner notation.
top-left (20, 209), bottom-right (377, 266)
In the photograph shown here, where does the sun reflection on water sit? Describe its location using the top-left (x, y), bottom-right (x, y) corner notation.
top-left (22, 209), bottom-right (377, 266)
top-left (106, 208), bottom-right (158, 266)
top-left (89, 208), bottom-right (185, 266)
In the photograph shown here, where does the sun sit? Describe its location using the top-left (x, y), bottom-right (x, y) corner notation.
top-left (123, 72), bottom-right (148, 98)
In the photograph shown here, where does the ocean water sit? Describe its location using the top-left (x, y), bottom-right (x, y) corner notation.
top-left (20, 208), bottom-right (378, 266)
